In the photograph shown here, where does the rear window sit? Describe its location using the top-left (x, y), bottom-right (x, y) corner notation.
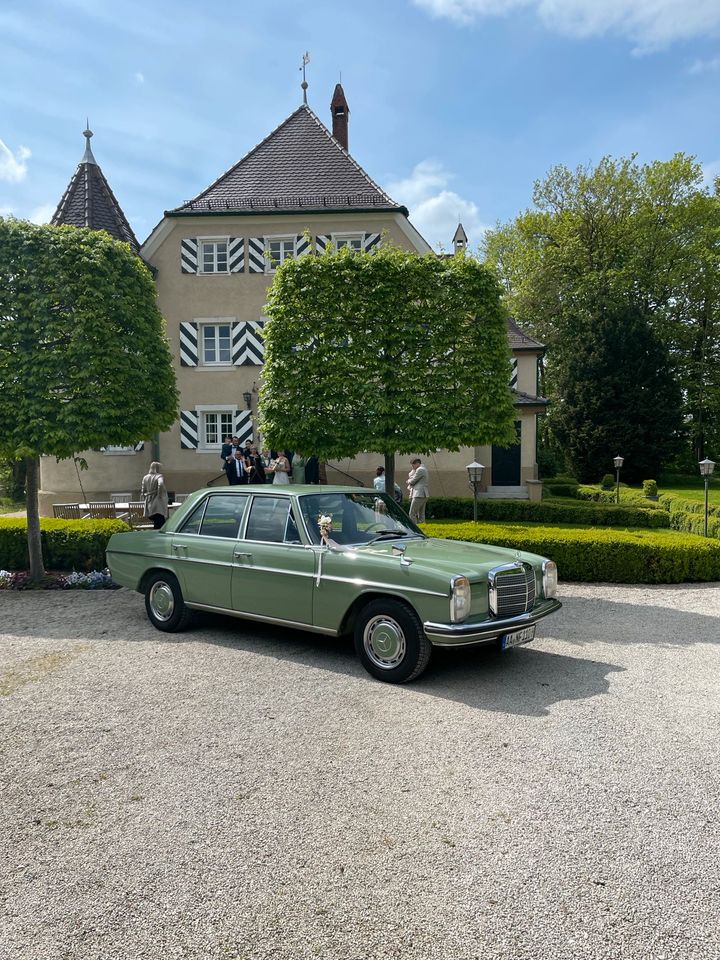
top-left (179, 494), bottom-right (248, 539)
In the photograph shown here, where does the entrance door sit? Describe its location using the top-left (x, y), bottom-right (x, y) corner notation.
top-left (491, 420), bottom-right (522, 485)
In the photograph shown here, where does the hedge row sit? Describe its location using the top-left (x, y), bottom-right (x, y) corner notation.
top-left (669, 511), bottom-right (720, 538)
top-left (658, 493), bottom-right (720, 517)
top-left (0, 518), bottom-right (129, 571)
top-left (421, 521), bottom-right (720, 583)
top-left (424, 496), bottom-right (669, 528)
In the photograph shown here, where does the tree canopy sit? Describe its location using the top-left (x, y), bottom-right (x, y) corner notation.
top-left (0, 218), bottom-right (178, 577)
top-left (485, 153), bottom-right (720, 470)
top-left (553, 305), bottom-right (684, 483)
top-left (0, 219), bottom-right (177, 460)
top-left (260, 245), bottom-right (517, 490)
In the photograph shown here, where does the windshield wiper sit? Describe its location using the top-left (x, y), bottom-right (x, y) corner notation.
top-left (367, 529), bottom-right (410, 544)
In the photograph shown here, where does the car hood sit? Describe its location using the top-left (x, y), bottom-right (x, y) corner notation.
top-left (354, 536), bottom-right (543, 581)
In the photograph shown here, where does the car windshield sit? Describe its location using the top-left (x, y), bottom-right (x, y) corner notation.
top-left (298, 492), bottom-right (425, 546)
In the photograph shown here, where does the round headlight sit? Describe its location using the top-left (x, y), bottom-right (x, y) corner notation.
top-left (542, 560), bottom-right (558, 598)
top-left (450, 575), bottom-right (471, 622)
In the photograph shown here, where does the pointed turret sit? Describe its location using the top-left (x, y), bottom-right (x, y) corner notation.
top-left (453, 223), bottom-right (468, 253)
top-left (52, 125), bottom-right (139, 252)
top-left (330, 83), bottom-right (350, 152)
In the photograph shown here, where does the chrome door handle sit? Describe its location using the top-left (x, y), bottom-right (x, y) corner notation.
top-left (233, 551), bottom-right (252, 560)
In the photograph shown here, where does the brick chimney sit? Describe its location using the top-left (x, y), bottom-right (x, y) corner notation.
top-left (331, 83), bottom-right (350, 152)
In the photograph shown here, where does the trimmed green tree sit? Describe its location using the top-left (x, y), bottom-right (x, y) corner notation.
top-left (260, 245), bottom-right (517, 496)
top-left (552, 305), bottom-right (684, 482)
top-left (485, 153), bottom-right (720, 464)
top-left (0, 218), bottom-right (178, 580)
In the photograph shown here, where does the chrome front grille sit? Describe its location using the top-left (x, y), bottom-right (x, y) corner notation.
top-left (488, 562), bottom-right (536, 617)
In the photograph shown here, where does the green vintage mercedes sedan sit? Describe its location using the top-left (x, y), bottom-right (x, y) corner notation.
top-left (106, 486), bottom-right (561, 683)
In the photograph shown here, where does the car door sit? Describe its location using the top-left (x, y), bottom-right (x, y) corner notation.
top-left (231, 494), bottom-right (315, 625)
top-left (172, 493), bottom-right (249, 609)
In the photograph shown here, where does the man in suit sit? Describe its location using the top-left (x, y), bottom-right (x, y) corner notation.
top-left (407, 457), bottom-right (429, 523)
top-left (224, 450), bottom-right (248, 485)
top-left (221, 435), bottom-right (240, 463)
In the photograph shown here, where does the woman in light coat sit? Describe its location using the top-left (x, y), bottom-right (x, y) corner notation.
top-left (141, 461), bottom-right (170, 529)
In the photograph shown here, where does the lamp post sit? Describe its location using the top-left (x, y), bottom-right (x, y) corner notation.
top-left (613, 455), bottom-right (624, 504)
top-left (699, 458), bottom-right (716, 537)
top-left (242, 391), bottom-right (253, 410)
top-left (466, 461), bottom-right (485, 522)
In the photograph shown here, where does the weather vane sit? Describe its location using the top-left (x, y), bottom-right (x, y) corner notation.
top-left (300, 51), bottom-right (310, 104)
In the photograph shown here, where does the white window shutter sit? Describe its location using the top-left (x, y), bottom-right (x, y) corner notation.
top-left (228, 237), bottom-right (245, 273)
top-left (247, 237), bottom-right (264, 273)
top-left (181, 238), bottom-right (198, 273)
top-left (180, 410), bottom-right (199, 449)
top-left (179, 321), bottom-right (199, 367)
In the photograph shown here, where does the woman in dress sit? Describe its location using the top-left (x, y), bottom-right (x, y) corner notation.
top-left (269, 452), bottom-right (290, 485)
top-left (140, 461), bottom-right (169, 529)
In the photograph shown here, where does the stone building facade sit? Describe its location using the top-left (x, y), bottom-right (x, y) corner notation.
top-left (39, 88), bottom-right (547, 514)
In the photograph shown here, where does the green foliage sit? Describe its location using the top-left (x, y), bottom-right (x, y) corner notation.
top-left (643, 480), bottom-right (658, 498)
top-left (260, 246), bottom-right (517, 459)
top-left (422, 521), bottom-right (720, 583)
top-left (601, 474), bottom-right (616, 490)
top-left (552, 306), bottom-right (684, 483)
top-left (544, 483), bottom-right (578, 497)
top-left (0, 518), bottom-right (129, 571)
top-left (424, 496), bottom-right (669, 527)
top-left (669, 511), bottom-right (720, 538)
top-left (0, 219), bottom-right (178, 460)
top-left (484, 153), bottom-right (720, 465)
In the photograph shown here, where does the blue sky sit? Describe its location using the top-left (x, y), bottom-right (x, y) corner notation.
top-left (2, 0), bottom-right (720, 249)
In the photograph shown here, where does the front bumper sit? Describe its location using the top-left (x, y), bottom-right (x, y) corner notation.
top-left (424, 598), bottom-right (562, 647)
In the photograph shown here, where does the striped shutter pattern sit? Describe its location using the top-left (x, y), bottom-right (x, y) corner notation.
top-left (228, 237), bottom-right (245, 273)
top-left (296, 234), bottom-right (311, 257)
top-left (510, 358), bottom-right (518, 389)
top-left (181, 238), bottom-right (198, 273)
top-left (232, 321), bottom-right (265, 366)
top-left (134, 441), bottom-right (145, 452)
top-left (363, 232), bottom-right (381, 253)
top-left (234, 410), bottom-right (253, 445)
top-left (315, 235), bottom-right (331, 254)
top-left (179, 321), bottom-right (199, 367)
top-left (247, 237), bottom-right (265, 273)
top-left (180, 410), bottom-right (199, 449)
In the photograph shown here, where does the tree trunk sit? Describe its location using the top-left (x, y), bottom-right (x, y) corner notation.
top-left (10, 459), bottom-right (27, 502)
top-left (384, 453), bottom-right (397, 504)
top-left (25, 456), bottom-right (45, 582)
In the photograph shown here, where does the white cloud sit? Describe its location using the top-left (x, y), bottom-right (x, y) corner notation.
top-left (29, 203), bottom-right (56, 224)
top-left (387, 160), bottom-right (489, 250)
top-left (134, 71), bottom-right (145, 84)
top-left (413, 0), bottom-right (720, 51)
top-left (701, 160), bottom-right (720, 191)
top-left (688, 56), bottom-right (720, 75)
top-left (0, 139), bottom-right (31, 183)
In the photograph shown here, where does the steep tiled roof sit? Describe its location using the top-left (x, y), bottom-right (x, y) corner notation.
top-left (171, 105), bottom-right (403, 215)
top-left (52, 133), bottom-right (139, 252)
top-left (507, 316), bottom-right (544, 351)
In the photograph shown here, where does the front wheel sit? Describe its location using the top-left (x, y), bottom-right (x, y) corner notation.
top-left (144, 571), bottom-right (194, 632)
top-left (354, 598), bottom-right (432, 683)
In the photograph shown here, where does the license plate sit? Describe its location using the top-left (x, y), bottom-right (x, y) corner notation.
top-left (501, 625), bottom-right (536, 650)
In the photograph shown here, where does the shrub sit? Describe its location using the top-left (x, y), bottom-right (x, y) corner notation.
top-left (421, 521), bottom-right (720, 583)
top-left (545, 483), bottom-right (580, 497)
top-left (643, 480), bottom-right (658, 498)
top-left (0, 518), bottom-right (129, 572)
top-left (423, 497), bottom-right (669, 528)
top-left (669, 511), bottom-right (720, 538)
top-left (600, 474), bottom-right (616, 490)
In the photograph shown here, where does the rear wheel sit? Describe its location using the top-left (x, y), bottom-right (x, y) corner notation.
top-left (354, 598), bottom-right (432, 683)
top-left (144, 571), bottom-right (194, 632)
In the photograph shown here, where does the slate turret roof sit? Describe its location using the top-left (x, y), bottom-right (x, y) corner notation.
top-left (170, 104), bottom-right (404, 216)
top-left (52, 127), bottom-right (139, 252)
top-left (507, 316), bottom-right (544, 351)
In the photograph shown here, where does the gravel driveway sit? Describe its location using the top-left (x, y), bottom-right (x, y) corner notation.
top-left (1, 582), bottom-right (719, 960)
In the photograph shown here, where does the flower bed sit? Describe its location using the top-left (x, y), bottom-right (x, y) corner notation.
top-left (0, 568), bottom-right (118, 590)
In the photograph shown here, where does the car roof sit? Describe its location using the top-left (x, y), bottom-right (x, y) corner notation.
top-left (204, 485), bottom-right (367, 496)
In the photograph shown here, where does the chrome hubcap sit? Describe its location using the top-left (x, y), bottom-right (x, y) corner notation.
top-left (363, 615), bottom-right (406, 670)
top-left (149, 581), bottom-right (175, 621)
